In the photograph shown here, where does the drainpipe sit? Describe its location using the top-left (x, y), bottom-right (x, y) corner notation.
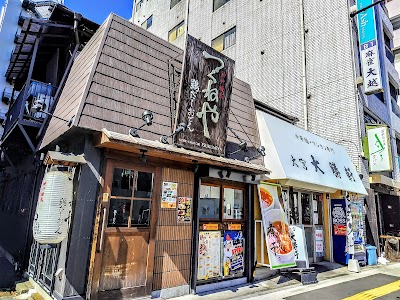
top-left (300, 0), bottom-right (308, 130)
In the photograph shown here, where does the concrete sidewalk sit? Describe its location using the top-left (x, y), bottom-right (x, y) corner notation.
top-left (174, 262), bottom-right (400, 300)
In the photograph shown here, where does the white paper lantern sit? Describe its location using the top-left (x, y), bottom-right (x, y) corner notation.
top-left (33, 170), bottom-right (73, 244)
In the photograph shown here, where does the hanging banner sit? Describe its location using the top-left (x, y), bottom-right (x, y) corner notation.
top-left (177, 197), bottom-right (191, 223)
top-left (161, 181), bottom-right (178, 208)
top-left (346, 198), bottom-right (355, 255)
top-left (366, 125), bottom-right (393, 172)
top-left (197, 231), bottom-right (221, 280)
top-left (357, 0), bottom-right (382, 94)
top-left (258, 182), bottom-right (296, 269)
top-left (331, 199), bottom-right (347, 264)
top-left (223, 231), bottom-right (244, 276)
top-left (289, 225), bottom-right (309, 269)
top-left (175, 35), bottom-right (235, 156)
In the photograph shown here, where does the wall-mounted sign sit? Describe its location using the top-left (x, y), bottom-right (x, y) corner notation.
top-left (223, 231), bottom-right (244, 276)
top-left (198, 231), bottom-right (221, 280)
top-left (161, 181), bottom-right (178, 208)
top-left (175, 35), bottom-right (235, 156)
top-left (258, 182), bottom-right (296, 270)
top-left (203, 223), bottom-right (219, 231)
top-left (357, 0), bottom-right (382, 94)
top-left (366, 125), bottom-right (393, 172)
top-left (228, 223), bottom-right (241, 230)
top-left (177, 197), bottom-right (191, 223)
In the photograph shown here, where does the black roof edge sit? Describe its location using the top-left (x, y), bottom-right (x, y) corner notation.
top-left (254, 99), bottom-right (299, 125)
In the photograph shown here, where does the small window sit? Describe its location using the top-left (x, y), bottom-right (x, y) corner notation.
top-left (213, 0), bottom-right (231, 11)
top-left (199, 184), bottom-right (220, 219)
top-left (135, 0), bottom-right (143, 12)
top-left (168, 21), bottom-right (185, 42)
top-left (211, 27), bottom-right (236, 52)
top-left (108, 168), bottom-right (154, 227)
top-left (223, 188), bottom-right (243, 220)
top-left (141, 15), bottom-right (153, 30)
top-left (170, 0), bottom-right (182, 9)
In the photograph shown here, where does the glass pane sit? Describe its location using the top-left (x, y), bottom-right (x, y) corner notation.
top-left (212, 34), bottom-right (224, 52)
top-left (313, 194), bottom-right (323, 225)
top-left (214, 0), bottom-right (227, 11)
top-left (108, 199), bottom-right (131, 227)
top-left (223, 188), bottom-right (243, 219)
top-left (301, 193), bottom-right (311, 225)
top-left (169, 29), bottom-right (177, 42)
top-left (199, 185), bottom-right (220, 219)
top-left (135, 171), bottom-right (153, 198)
top-left (224, 28), bottom-right (236, 49)
top-left (111, 168), bottom-right (134, 197)
top-left (177, 22), bottom-right (185, 38)
top-left (131, 200), bottom-right (151, 226)
top-left (304, 227), bottom-right (313, 259)
top-left (147, 15), bottom-right (153, 28)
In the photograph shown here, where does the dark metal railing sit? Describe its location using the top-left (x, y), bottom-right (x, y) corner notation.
top-left (3, 80), bottom-right (56, 138)
top-left (386, 47), bottom-right (395, 64)
top-left (391, 97), bottom-right (400, 118)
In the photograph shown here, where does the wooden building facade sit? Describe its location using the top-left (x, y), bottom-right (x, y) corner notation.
top-left (33, 14), bottom-right (268, 300)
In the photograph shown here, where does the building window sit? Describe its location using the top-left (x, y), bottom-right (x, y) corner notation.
top-left (211, 27), bottom-right (236, 52)
top-left (198, 183), bottom-right (245, 221)
top-left (141, 15), bottom-right (153, 30)
top-left (135, 0), bottom-right (143, 12)
top-left (170, 0), bottom-right (182, 9)
top-left (168, 21), bottom-right (185, 42)
top-left (108, 168), bottom-right (154, 227)
top-left (213, 0), bottom-right (231, 11)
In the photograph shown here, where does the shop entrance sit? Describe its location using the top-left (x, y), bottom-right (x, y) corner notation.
top-left (283, 190), bottom-right (324, 263)
top-left (92, 160), bottom-right (157, 299)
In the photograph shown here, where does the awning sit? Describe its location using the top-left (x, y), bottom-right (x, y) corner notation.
top-left (95, 129), bottom-right (270, 175)
top-left (369, 174), bottom-right (400, 190)
top-left (257, 111), bottom-right (368, 195)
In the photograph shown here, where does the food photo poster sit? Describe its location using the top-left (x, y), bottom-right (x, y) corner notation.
top-left (258, 182), bottom-right (296, 269)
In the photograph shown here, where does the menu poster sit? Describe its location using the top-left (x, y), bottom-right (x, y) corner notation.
top-left (223, 231), bottom-right (244, 276)
top-left (161, 182), bottom-right (178, 209)
top-left (315, 227), bottom-right (324, 257)
top-left (258, 182), bottom-right (296, 270)
top-left (197, 231), bottom-right (221, 280)
top-left (177, 197), bottom-right (191, 223)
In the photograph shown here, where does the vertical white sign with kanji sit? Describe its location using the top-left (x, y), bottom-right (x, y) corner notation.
top-left (360, 41), bottom-right (382, 94)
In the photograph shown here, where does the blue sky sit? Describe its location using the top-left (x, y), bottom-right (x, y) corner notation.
top-left (0, 0), bottom-right (133, 24)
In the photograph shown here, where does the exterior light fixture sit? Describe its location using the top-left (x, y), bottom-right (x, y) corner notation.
top-left (244, 145), bottom-right (266, 163)
top-left (129, 110), bottom-right (154, 138)
top-left (160, 122), bottom-right (187, 144)
top-left (140, 149), bottom-right (147, 163)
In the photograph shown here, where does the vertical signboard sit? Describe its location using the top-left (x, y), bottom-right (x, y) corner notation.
top-left (331, 199), bottom-right (347, 264)
top-left (175, 35), bottom-right (235, 156)
top-left (289, 225), bottom-right (309, 269)
top-left (315, 227), bottom-right (324, 258)
top-left (357, 0), bottom-right (382, 94)
top-left (366, 125), bottom-right (393, 172)
top-left (258, 182), bottom-right (296, 269)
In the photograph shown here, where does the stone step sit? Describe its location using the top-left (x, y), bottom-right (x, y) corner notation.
top-left (15, 281), bottom-right (34, 295)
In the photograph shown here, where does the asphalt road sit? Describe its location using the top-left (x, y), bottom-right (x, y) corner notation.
top-left (284, 274), bottom-right (400, 300)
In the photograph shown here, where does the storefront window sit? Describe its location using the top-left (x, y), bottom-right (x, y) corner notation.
top-left (108, 168), bottom-right (153, 227)
top-left (199, 184), bottom-right (220, 219)
top-left (313, 194), bottom-right (323, 226)
top-left (223, 188), bottom-right (243, 220)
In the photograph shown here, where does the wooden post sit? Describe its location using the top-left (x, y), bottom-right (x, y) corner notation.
top-left (190, 173), bottom-right (200, 294)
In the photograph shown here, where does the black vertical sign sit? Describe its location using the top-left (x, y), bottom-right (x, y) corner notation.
top-left (175, 35), bottom-right (235, 156)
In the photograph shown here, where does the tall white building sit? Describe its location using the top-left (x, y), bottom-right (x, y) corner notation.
top-left (133, 0), bottom-right (400, 182)
top-left (0, 0), bottom-right (62, 135)
top-left (387, 0), bottom-right (400, 75)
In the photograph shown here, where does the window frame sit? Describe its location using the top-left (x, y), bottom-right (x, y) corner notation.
top-left (141, 15), bottom-right (153, 30)
top-left (211, 26), bottom-right (236, 52)
top-left (168, 20), bottom-right (185, 42)
top-left (170, 0), bottom-right (182, 9)
top-left (213, 0), bottom-right (231, 12)
top-left (135, 0), bottom-right (143, 12)
top-left (107, 167), bottom-right (154, 228)
top-left (199, 181), bottom-right (246, 223)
